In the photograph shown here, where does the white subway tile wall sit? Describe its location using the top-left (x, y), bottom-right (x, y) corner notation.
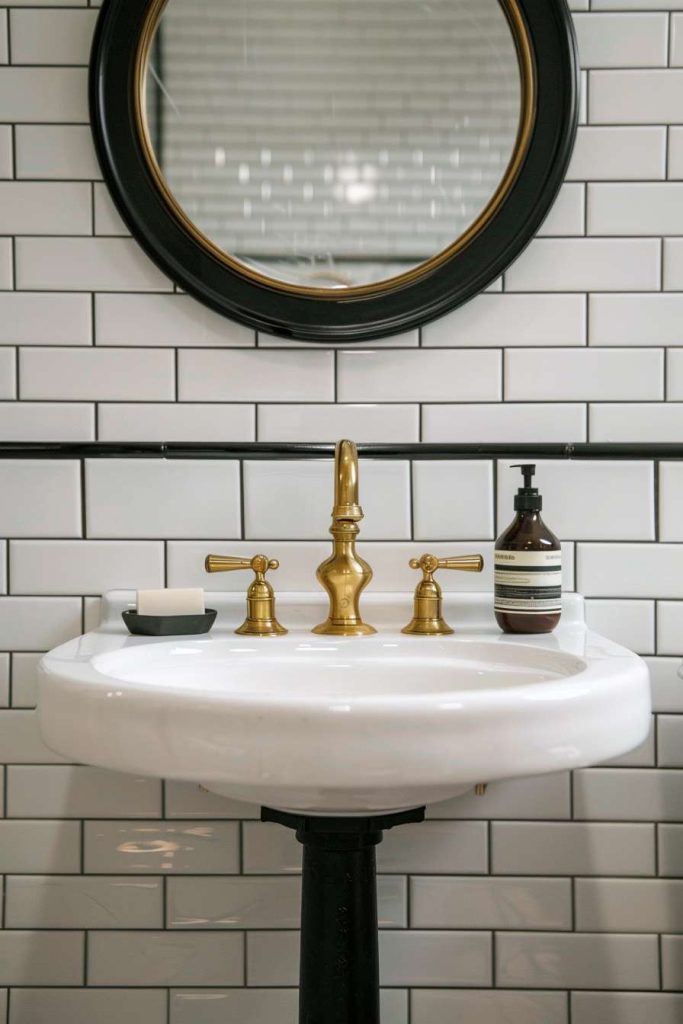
top-left (0, 6), bottom-right (680, 1024)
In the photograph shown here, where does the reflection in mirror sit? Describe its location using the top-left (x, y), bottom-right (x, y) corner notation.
top-left (144, 0), bottom-right (522, 290)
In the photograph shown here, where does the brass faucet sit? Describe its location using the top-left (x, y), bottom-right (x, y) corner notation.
top-left (402, 553), bottom-right (484, 635)
top-left (205, 553), bottom-right (287, 637)
top-left (313, 440), bottom-right (376, 636)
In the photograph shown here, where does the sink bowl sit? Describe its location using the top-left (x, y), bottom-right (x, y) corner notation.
top-left (39, 591), bottom-right (651, 815)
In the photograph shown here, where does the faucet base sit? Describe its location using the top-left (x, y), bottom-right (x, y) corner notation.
top-left (312, 620), bottom-right (377, 637)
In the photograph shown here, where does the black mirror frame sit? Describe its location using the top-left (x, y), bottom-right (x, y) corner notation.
top-left (90, 0), bottom-right (579, 344)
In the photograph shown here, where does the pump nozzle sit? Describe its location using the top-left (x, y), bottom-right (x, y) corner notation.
top-left (510, 463), bottom-right (542, 512)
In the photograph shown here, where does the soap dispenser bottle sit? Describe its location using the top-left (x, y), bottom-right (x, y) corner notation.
top-left (494, 464), bottom-right (562, 634)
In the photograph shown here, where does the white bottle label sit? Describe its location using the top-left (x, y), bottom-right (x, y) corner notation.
top-left (494, 550), bottom-right (562, 614)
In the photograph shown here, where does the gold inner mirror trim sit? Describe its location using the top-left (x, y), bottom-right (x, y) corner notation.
top-left (134, 0), bottom-right (537, 300)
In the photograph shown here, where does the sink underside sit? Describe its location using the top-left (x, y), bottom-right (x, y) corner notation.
top-left (39, 591), bottom-right (651, 815)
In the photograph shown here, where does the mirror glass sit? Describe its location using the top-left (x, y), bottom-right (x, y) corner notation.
top-left (144, 0), bottom-right (522, 290)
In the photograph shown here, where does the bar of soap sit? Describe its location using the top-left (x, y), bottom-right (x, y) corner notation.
top-left (137, 588), bottom-right (205, 616)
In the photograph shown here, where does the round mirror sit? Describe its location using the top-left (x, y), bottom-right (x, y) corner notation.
top-left (142, 0), bottom-right (524, 292)
top-left (91, 0), bottom-right (578, 340)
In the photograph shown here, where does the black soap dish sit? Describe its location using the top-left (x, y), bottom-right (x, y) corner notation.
top-left (122, 609), bottom-right (217, 637)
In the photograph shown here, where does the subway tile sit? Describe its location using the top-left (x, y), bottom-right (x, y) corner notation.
top-left (0, 182), bottom-right (91, 235)
top-left (93, 184), bottom-right (128, 236)
top-left (0, 237), bottom-right (11, 289)
top-left (584, 600), bottom-right (654, 654)
top-left (579, 545), bottom-right (683, 599)
top-left (337, 349), bottom-right (501, 402)
top-left (568, 126), bottom-right (665, 181)
top-left (496, 932), bottom-right (658, 990)
top-left (7, 766), bottom-right (162, 818)
top-left (16, 238), bottom-right (171, 291)
top-left (506, 349), bottom-right (663, 402)
top-left (95, 293), bottom-right (254, 347)
top-left (505, 239), bottom-right (660, 292)
top-left (10, 9), bottom-right (97, 64)
top-left (658, 601), bottom-right (683, 654)
top-left (412, 990), bottom-right (567, 1024)
top-left (168, 876), bottom-right (301, 929)
top-left (10, 540), bottom-right (164, 595)
top-left (10, 989), bottom-right (167, 1024)
top-left (594, 0), bottom-right (683, 6)
top-left (244, 459), bottom-right (410, 540)
top-left (589, 183), bottom-right (683, 236)
top-left (179, 348), bottom-right (334, 402)
top-left (0, 125), bottom-right (11, 178)
top-left (88, 931), bottom-right (243, 986)
top-left (428, 772), bottom-right (571, 820)
top-left (573, 768), bottom-right (683, 821)
top-left (0, 652), bottom-right (8, 705)
top-left (423, 404), bottom-right (586, 443)
top-left (381, 931), bottom-right (491, 987)
top-left (21, 348), bottom-right (175, 401)
top-left (15, 124), bottom-right (100, 179)
top-left (644, 658), bottom-right (683, 713)
top-left (413, 461), bottom-right (493, 540)
top-left (668, 127), bottom-right (683, 179)
top-left (5, 875), bottom-right (163, 929)
top-left (170, 990), bottom-right (298, 1024)
top-left (422, 294), bottom-right (586, 347)
top-left (84, 821), bottom-right (240, 874)
top-left (0, 293), bottom-right (91, 344)
top-left (660, 464), bottom-right (683, 541)
top-left (576, 878), bottom-right (683, 933)
top-left (499, 461), bottom-right (653, 541)
top-left (590, 404), bottom-right (683, 442)
top-left (168, 540), bottom-right (331, 593)
top-left (668, 350), bottom-right (683, 399)
top-left (538, 183), bottom-right (585, 237)
top-left (574, 13), bottom-right (667, 67)
top-left (86, 459), bottom-right (240, 539)
top-left (571, 993), bottom-right (683, 1024)
top-left (164, 780), bottom-right (259, 820)
top-left (590, 294), bottom-right (683, 348)
top-left (492, 822), bottom-right (655, 877)
top-left (662, 935), bottom-right (682, 991)
top-left (243, 820), bottom-right (487, 876)
top-left (0, 348), bottom-right (15, 398)
top-left (11, 653), bottom-right (42, 708)
top-left (0, 597), bottom-right (81, 650)
top-left (0, 820), bottom-right (80, 873)
top-left (0, 709), bottom-right (70, 763)
top-left (672, 14), bottom-right (683, 66)
top-left (0, 459), bottom-right (81, 536)
top-left (0, 931), bottom-right (84, 985)
top-left (411, 877), bottom-right (571, 930)
top-left (258, 403), bottom-right (419, 443)
top-left (0, 68), bottom-right (88, 121)
top-left (246, 930), bottom-right (464, 988)
top-left (590, 70), bottom-right (683, 124)
top-left (658, 715), bottom-right (683, 767)
top-left (98, 403), bottom-right (255, 442)
top-left (659, 824), bottom-right (683, 877)
top-left (664, 240), bottom-right (683, 291)
top-left (170, 988), bottom-right (406, 1024)
top-left (0, 403), bottom-right (94, 441)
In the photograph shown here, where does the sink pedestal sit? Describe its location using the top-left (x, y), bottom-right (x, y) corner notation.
top-left (262, 806), bottom-right (426, 1023)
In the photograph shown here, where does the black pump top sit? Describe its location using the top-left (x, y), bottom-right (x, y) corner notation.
top-left (511, 463), bottom-right (542, 512)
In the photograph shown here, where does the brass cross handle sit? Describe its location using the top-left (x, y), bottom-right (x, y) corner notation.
top-left (402, 553), bottom-right (484, 636)
top-left (204, 554), bottom-right (287, 637)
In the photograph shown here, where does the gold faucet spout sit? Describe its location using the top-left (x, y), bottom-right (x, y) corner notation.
top-left (313, 440), bottom-right (376, 636)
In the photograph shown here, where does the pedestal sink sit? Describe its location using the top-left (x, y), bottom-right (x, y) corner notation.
top-left (39, 589), bottom-right (650, 1022)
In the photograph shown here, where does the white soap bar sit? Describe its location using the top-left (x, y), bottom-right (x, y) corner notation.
top-left (137, 588), bottom-right (205, 616)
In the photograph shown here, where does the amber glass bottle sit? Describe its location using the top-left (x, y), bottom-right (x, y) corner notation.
top-left (494, 464), bottom-right (561, 634)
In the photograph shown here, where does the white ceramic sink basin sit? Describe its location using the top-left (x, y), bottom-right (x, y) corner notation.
top-left (39, 591), bottom-right (651, 815)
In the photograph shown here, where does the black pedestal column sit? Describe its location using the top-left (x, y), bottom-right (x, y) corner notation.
top-left (262, 806), bottom-right (425, 1024)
